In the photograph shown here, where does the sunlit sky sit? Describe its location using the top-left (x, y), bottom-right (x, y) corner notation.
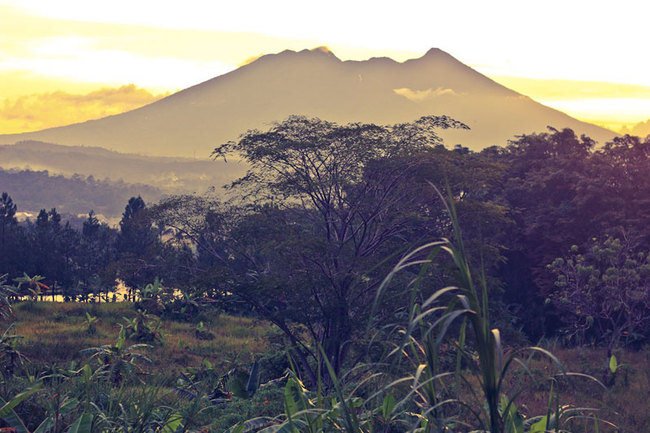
top-left (1, 0), bottom-right (649, 134)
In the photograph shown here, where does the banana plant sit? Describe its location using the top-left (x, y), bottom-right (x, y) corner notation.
top-left (13, 274), bottom-right (49, 301)
top-left (226, 360), bottom-right (261, 399)
top-left (0, 384), bottom-right (42, 433)
top-left (84, 313), bottom-right (99, 336)
top-left (81, 326), bottom-right (152, 386)
top-left (0, 325), bottom-right (27, 378)
top-left (122, 311), bottom-right (162, 343)
top-left (0, 274), bottom-right (15, 319)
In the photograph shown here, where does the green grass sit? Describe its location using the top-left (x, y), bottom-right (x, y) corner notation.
top-left (4, 302), bottom-right (649, 432)
top-left (10, 301), bottom-right (269, 375)
top-left (541, 346), bottom-right (650, 433)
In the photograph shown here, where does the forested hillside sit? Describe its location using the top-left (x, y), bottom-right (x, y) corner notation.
top-left (0, 168), bottom-right (162, 217)
top-left (0, 140), bottom-right (245, 195)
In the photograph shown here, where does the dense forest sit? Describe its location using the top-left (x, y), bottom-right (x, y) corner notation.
top-left (0, 168), bottom-right (162, 217)
top-left (1, 116), bottom-right (649, 432)
top-left (0, 140), bottom-right (245, 198)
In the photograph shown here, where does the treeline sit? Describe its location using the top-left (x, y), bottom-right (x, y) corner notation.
top-left (1, 116), bottom-right (649, 361)
top-left (0, 168), bottom-right (162, 217)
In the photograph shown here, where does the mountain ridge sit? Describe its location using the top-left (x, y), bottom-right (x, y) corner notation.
top-left (0, 140), bottom-right (245, 194)
top-left (0, 48), bottom-right (615, 157)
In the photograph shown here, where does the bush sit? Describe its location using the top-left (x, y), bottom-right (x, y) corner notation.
top-left (549, 236), bottom-right (650, 348)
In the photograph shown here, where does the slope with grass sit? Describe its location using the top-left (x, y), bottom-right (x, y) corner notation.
top-left (4, 302), bottom-right (649, 432)
top-left (11, 302), bottom-right (268, 374)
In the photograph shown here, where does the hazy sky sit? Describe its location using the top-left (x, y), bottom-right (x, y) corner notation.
top-left (1, 0), bottom-right (649, 133)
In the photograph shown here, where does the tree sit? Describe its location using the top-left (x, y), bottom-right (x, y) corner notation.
top-left (587, 135), bottom-right (650, 243)
top-left (0, 193), bottom-right (18, 274)
top-left (145, 200), bottom-right (206, 292)
top-left (502, 128), bottom-right (595, 287)
top-left (549, 236), bottom-right (650, 349)
top-left (29, 208), bottom-right (76, 294)
top-left (118, 197), bottom-right (149, 254)
top-left (209, 115), bottom-right (469, 382)
top-left (82, 210), bottom-right (100, 238)
top-left (115, 197), bottom-right (160, 294)
top-left (496, 128), bottom-right (596, 335)
top-left (74, 211), bottom-right (117, 300)
top-left (0, 192), bottom-right (17, 240)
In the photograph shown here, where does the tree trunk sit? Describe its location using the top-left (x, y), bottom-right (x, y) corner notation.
top-left (321, 300), bottom-right (351, 384)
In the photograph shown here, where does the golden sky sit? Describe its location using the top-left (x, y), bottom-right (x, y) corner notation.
top-left (1, 0), bottom-right (649, 134)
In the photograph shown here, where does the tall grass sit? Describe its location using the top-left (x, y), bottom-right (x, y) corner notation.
top-left (235, 189), bottom-right (612, 433)
top-left (0, 194), bottom-right (616, 432)
top-left (403, 190), bottom-right (611, 432)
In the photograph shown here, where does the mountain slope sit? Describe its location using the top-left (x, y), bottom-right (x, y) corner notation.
top-left (0, 48), bottom-right (615, 157)
top-left (0, 141), bottom-right (245, 193)
top-left (0, 167), bottom-right (162, 219)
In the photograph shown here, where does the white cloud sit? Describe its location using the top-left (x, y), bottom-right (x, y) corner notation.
top-left (4, 0), bottom-right (650, 86)
top-left (540, 98), bottom-right (650, 124)
top-left (393, 87), bottom-right (461, 102)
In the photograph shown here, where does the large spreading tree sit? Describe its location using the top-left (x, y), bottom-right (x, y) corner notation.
top-left (206, 115), bottom-right (469, 381)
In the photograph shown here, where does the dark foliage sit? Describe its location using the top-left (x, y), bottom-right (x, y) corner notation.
top-left (2, 119), bottom-right (650, 360)
top-left (0, 167), bottom-right (162, 217)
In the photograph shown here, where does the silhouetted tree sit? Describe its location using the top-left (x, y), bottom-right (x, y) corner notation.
top-left (0, 192), bottom-right (18, 274)
top-left (209, 115), bottom-right (469, 382)
top-left (115, 197), bottom-right (160, 294)
top-left (496, 128), bottom-right (596, 335)
top-left (74, 211), bottom-right (117, 301)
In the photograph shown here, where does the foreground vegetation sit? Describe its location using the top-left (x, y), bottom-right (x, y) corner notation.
top-left (2, 302), bottom-right (285, 432)
top-left (1, 116), bottom-right (649, 432)
top-left (0, 301), bottom-right (647, 432)
top-left (11, 302), bottom-right (269, 373)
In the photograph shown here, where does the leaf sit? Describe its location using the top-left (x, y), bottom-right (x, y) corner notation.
top-left (68, 412), bottom-right (93, 433)
top-left (246, 360), bottom-right (261, 397)
top-left (500, 396), bottom-right (523, 433)
top-left (0, 385), bottom-right (41, 418)
top-left (609, 354), bottom-right (618, 374)
top-left (528, 416), bottom-right (547, 433)
top-left (34, 417), bottom-right (55, 433)
top-left (161, 412), bottom-right (183, 433)
top-left (229, 424), bottom-right (246, 433)
top-left (116, 326), bottom-right (126, 351)
top-left (0, 384), bottom-right (42, 433)
top-left (226, 371), bottom-right (249, 399)
top-left (381, 394), bottom-right (396, 419)
top-left (34, 398), bottom-right (80, 433)
top-left (284, 376), bottom-right (307, 419)
top-left (319, 346), bottom-right (359, 433)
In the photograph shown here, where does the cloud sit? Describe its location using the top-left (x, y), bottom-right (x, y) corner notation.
top-left (494, 76), bottom-right (650, 101)
top-left (0, 85), bottom-right (167, 133)
top-left (393, 87), bottom-right (461, 102)
top-left (491, 76), bottom-right (650, 130)
top-left (0, 5), bottom-right (420, 90)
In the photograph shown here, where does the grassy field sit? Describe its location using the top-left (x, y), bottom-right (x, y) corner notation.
top-left (3, 302), bottom-right (650, 432)
top-left (510, 345), bottom-right (650, 432)
top-left (10, 302), bottom-right (270, 375)
top-left (553, 346), bottom-right (650, 432)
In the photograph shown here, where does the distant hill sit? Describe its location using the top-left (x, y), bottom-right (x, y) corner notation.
top-left (0, 48), bottom-right (615, 157)
top-left (628, 119), bottom-right (650, 137)
top-left (0, 141), bottom-right (245, 194)
top-left (0, 167), bottom-right (163, 219)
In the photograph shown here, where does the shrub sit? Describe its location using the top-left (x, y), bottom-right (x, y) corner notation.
top-left (549, 236), bottom-right (650, 348)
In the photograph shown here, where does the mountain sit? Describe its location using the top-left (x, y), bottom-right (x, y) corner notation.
top-left (0, 140), bottom-right (245, 194)
top-left (0, 48), bottom-right (615, 157)
top-left (0, 167), bottom-right (162, 220)
top-left (628, 119), bottom-right (650, 137)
